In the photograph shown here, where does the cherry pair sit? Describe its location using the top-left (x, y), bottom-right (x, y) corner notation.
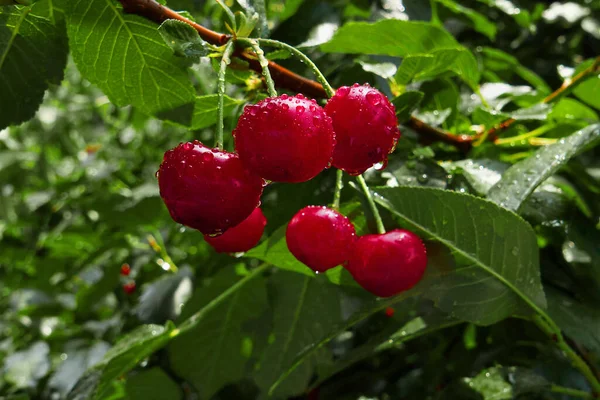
top-left (286, 206), bottom-right (427, 298)
top-left (233, 85), bottom-right (400, 181)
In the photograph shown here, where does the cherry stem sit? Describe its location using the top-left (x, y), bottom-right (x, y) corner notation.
top-left (332, 169), bottom-right (343, 210)
top-left (238, 38), bottom-right (278, 97)
top-left (356, 175), bottom-right (385, 234)
top-left (256, 38), bottom-right (336, 98)
top-left (147, 233), bottom-right (178, 273)
top-left (216, 41), bottom-right (235, 150)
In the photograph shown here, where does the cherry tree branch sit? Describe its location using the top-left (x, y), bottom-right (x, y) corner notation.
top-left (117, 0), bottom-right (599, 153)
top-left (488, 56), bottom-right (600, 142)
top-left (117, 0), bottom-right (467, 148)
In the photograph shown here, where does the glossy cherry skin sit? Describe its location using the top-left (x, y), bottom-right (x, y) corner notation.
top-left (233, 94), bottom-right (335, 183)
top-left (204, 208), bottom-right (267, 253)
top-left (325, 84), bottom-right (400, 176)
top-left (345, 230), bottom-right (427, 297)
top-left (158, 141), bottom-right (264, 235)
top-left (286, 206), bottom-right (356, 273)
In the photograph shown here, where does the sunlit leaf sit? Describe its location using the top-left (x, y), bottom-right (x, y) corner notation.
top-left (488, 124), bottom-right (600, 211)
top-left (67, 0), bottom-right (195, 115)
top-left (0, 3), bottom-right (68, 129)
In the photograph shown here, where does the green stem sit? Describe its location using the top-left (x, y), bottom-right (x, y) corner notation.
top-left (215, 41), bottom-right (235, 150)
top-left (332, 169), bottom-right (343, 210)
top-left (550, 385), bottom-right (594, 399)
top-left (256, 38), bottom-right (336, 97)
top-left (356, 175), bottom-right (385, 234)
top-left (533, 315), bottom-right (600, 395)
top-left (475, 86), bottom-right (491, 109)
top-left (429, 0), bottom-right (441, 26)
top-left (238, 38), bottom-right (277, 97)
top-left (494, 124), bottom-right (557, 145)
top-left (175, 263), bottom-right (269, 336)
top-left (148, 233), bottom-right (178, 273)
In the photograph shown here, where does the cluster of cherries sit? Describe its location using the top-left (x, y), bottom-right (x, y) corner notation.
top-left (158, 84), bottom-right (427, 297)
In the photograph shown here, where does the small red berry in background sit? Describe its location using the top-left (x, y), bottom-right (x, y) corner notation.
top-left (286, 206), bottom-right (356, 273)
top-left (346, 229), bottom-right (427, 298)
top-left (123, 281), bottom-right (136, 295)
top-left (120, 263), bottom-right (131, 276)
top-left (233, 94), bottom-right (335, 183)
top-left (204, 208), bottom-right (267, 253)
top-left (325, 84), bottom-right (400, 176)
top-left (385, 307), bottom-right (395, 317)
top-left (157, 141), bottom-right (264, 235)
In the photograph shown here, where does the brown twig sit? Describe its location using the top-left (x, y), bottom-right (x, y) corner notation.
top-left (117, 0), bottom-right (599, 152)
top-left (117, 0), bottom-right (468, 148)
top-left (488, 56), bottom-right (600, 142)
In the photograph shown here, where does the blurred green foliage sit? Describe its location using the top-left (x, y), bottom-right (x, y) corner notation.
top-left (1, 0), bottom-right (600, 399)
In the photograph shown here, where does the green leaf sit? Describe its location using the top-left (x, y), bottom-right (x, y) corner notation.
top-left (125, 368), bottom-right (182, 400)
top-left (395, 48), bottom-right (480, 89)
top-left (573, 59), bottom-right (600, 110)
top-left (321, 308), bottom-right (458, 387)
top-left (472, 103), bottom-right (552, 130)
top-left (159, 94), bottom-right (242, 129)
top-left (0, 3), bottom-right (68, 129)
top-left (550, 98), bottom-right (598, 123)
top-left (358, 60), bottom-right (397, 79)
top-left (0, 151), bottom-right (36, 172)
top-left (480, 47), bottom-right (551, 94)
top-left (373, 186), bottom-right (545, 325)
top-left (475, 0), bottom-right (532, 28)
top-left (158, 19), bottom-right (208, 62)
top-left (168, 266), bottom-right (267, 399)
top-left (255, 272), bottom-right (343, 398)
top-left (321, 20), bottom-right (460, 56)
top-left (487, 124), bottom-right (600, 212)
top-left (323, 21), bottom-right (480, 88)
top-left (509, 103), bottom-right (553, 120)
top-left (66, 0), bottom-right (195, 116)
top-left (392, 91), bottom-right (424, 123)
top-left (29, 0), bottom-right (67, 24)
top-left (505, 367), bottom-right (550, 397)
top-left (274, 0), bottom-right (304, 22)
top-left (547, 288), bottom-right (600, 354)
top-left (464, 367), bottom-right (513, 400)
top-left (244, 224), bottom-right (359, 287)
top-left (268, 293), bottom-right (414, 395)
top-left (435, 0), bottom-right (496, 40)
top-left (47, 342), bottom-right (110, 398)
top-left (69, 323), bottom-right (176, 400)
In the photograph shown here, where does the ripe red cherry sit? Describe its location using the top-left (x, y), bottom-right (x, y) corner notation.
top-left (286, 206), bottom-right (356, 273)
top-left (233, 94), bottom-right (335, 183)
top-left (120, 263), bottom-right (131, 276)
top-left (346, 230), bottom-right (427, 297)
top-left (123, 282), bottom-right (136, 295)
top-left (158, 141), bottom-right (264, 235)
top-left (325, 84), bottom-right (400, 176)
top-left (204, 208), bottom-right (267, 253)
